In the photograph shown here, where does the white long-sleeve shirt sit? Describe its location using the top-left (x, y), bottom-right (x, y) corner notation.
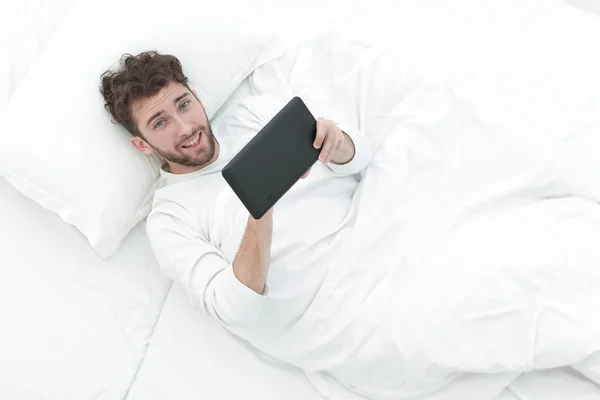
top-left (146, 93), bottom-right (372, 338)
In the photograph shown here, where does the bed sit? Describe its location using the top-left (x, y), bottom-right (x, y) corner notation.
top-left (2, 0), bottom-right (600, 399)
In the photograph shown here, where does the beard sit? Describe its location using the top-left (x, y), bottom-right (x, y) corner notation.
top-left (150, 122), bottom-right (217, 169)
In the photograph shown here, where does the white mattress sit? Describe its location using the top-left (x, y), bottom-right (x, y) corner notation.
top-left (0, 176), bottom-right (171, 399)
top-left (126, 285), bottom-right (327, 400)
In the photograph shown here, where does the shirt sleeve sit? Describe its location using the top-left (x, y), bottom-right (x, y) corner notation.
top-left (326, 124), bottom-right (374, 177)
top-left (146, 205), bottom-right (268, 328)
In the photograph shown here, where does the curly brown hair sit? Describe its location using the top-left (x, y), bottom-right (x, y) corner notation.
top-left (100, 51), bottom-right (191, 137)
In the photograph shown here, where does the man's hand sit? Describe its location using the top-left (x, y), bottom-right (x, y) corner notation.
top-left (313, 118), bottom-right (355, 165)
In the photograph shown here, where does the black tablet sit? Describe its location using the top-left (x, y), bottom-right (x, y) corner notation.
top-left (222, 96), bottom-right (319, 219)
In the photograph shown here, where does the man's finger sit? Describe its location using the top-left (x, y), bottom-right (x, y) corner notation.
top-left (330, 136), bottom-right (344, 163)
top-left (319, 134), bottom-right (336, 163)
top-left (313, 119), bottom-right (327, 149)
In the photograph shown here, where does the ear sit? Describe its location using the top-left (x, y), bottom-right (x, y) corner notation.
top-left (130, 136), bottom-right (154, 155)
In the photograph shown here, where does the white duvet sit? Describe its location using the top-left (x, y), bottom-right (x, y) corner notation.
top-left (221, 9), bottom-right (600, 400)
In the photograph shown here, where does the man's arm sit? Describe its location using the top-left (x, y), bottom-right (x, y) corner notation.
top-left (146, 205), bottom-right (272, 327)
top-left (232, 209), bottom-right (273, 295)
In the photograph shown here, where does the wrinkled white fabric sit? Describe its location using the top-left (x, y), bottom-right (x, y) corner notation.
top-left (152, 23), bottom-right (600, 400)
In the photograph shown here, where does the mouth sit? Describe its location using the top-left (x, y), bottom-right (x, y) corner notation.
top-left (181, 132), bottom-right (201, 149)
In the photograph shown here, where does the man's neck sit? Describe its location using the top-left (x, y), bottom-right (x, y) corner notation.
top-left (165, 163), bottom-right (204, 175)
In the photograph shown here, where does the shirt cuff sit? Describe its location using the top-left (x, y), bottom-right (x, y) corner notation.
top-left (205, 267), bottom-right (269, 327)
top-left (327, 125), bottom-right (373, 176)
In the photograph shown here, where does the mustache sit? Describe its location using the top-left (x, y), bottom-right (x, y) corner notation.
top-left (178, 128), bottom-right (205, 147)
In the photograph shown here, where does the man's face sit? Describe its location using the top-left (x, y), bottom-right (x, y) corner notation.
top-left (130, 81), bottom-right (218, 174)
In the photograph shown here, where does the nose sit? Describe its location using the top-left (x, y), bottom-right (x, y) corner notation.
top-left (173, 114), bottom-right (193, 138)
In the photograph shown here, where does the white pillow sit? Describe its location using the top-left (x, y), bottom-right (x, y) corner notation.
top-left (0, 0), bottom-right (282, 258)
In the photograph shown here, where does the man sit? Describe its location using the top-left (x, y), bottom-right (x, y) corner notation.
top-left (100, 51), bottom-right (373, 329)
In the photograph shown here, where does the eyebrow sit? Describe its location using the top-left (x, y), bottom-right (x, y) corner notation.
top-left (145, 92), bottom-right (192, 127)
top-left (173, 92), bottom-right (190, 104)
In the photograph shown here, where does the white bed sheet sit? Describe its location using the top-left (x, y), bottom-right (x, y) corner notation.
top-left (124, 285), bottom-right (569, 400)
top-left (124, 288), bottom-right (561, 400)
top-left (511, 368), bottom-right (600, 400)
top-left (0, 176), bottom-right (171, 399)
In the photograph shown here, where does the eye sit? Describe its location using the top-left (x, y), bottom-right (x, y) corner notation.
top-left (180, 100), bottom-right (191, 110)
top-left (154, 120), bottom-right (165, 129)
